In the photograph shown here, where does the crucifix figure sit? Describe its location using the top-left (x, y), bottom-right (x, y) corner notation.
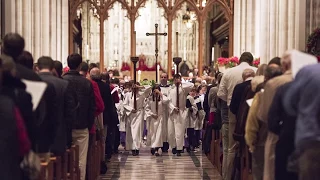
top-left (146, 24), bottom-right (167, 82)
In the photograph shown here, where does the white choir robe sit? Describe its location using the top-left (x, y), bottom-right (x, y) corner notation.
top-left (123, 86), bottom-right (151, 150)
top-left (194, 95), bottom-right (206, 130)
top-left (160, 85), bottom-right (171, 143)
top-left (117, 90), bottom-right (128, 132)
top-left (116, 99), bottom-right (125, 132)
top-left (186, 95), bottom-right (198, 129)
top-left (168, 82), bottom-right (194, 150)
top-left (145, 96), bottom-right (169, 148)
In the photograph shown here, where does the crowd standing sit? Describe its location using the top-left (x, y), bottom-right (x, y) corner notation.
top-left (0, 32), bottom-right (319, 180)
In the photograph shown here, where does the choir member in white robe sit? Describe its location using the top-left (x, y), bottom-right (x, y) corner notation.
top-left (123, 84), bottom-right (151, 155)
top-left (118, 82), bottom-right (132, 147)
top-left (160, 73), bottom-right (171, 152)
top-left (185, 88), bottom-right (198, 152)
top-left (168, 74), bottom-right (194, 156)
top-left (145, 85), bottom-right (169, 156)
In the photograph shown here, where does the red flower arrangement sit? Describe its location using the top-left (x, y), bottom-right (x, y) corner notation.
top-left (253, 58), bottom-right (260, 67)
top-left (63, 66), bottom-right (70, 73)
top-left (217, 56), bottom-right (239, 68)
top-left (120, 62), bottom-right (130, 71)
top-left (217, 57), bottom-right (229, 66)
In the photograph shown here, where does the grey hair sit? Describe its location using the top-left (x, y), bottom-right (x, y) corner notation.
top-left (90, 67), bottom-right (101, 80)
top-left (242, 68), bottom-right (255, 81)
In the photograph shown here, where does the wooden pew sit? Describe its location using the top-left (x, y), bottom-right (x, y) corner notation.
top-left (74, 145), bottom-right (80, 180)
top-left (66, 145), bottom-right (81, 180)
top-left (209, 129), bottom-right (216, 165)
top-left (214, 130), bottom-right (222, 174)
top-left (38, 159), bottom-right (54, 180)
top-left (87, 134), bottom-right (97, 180)
top-left (61, 151), bottom-right (68, 180)
top-left (50, 156), bottom-right (61, 180)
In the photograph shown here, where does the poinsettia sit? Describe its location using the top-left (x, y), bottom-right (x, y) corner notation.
top-left (225, 56), bottom-right (239, 68)
top-left (120, 62), bottom-right (130, 71)
top-left (217, 57), bottom-right (229, 66)
top-left (63, 66), bottom-right (70, 73)
top-left (253, 58), bottom-right (260, 67)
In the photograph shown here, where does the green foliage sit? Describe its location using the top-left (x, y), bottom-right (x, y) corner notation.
top-left (140, 80), bottom-right (156, 86)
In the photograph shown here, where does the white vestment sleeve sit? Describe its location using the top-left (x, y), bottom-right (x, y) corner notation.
top-left (182, 82), bottom-right (194, 95)
top-left (123, 93), bottom-right (134, 116)
top-left (145, 99), bottom-right (156, 120)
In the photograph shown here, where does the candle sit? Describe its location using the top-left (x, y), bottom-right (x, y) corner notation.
top-left (86, 44), bottom-right (89, 59)
top-left (138, 70), bottom-right (141, 82)
top-left (174, 64), bottom-right (177, 74)
top-left (212, 47), bottom-right (214, 62)
top-left (175, 32), bottom-right (179, 57)
top-left (133, 31), bottom-right (136, 56)
top-left (157, 65), bottom-right (160, 84)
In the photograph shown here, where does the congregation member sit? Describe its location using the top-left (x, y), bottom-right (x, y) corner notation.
top-left (217, 52), bottom-right (257, 180)
top-left (63, 53), bottom-right (96, 180)
top-left (258, 51), bottom-right (293, 180)
top-left (79, 62), bottom-right (106, 174)
top-left (3, 33), bottom-right (58, 162)
top-left (283, 63), bottom-right (320, 180)
top-left (37, 56), bottom-right (74, 155)
top-left (245, 65), bottom-right (283, 180)
top-left (90, 67), bottom-right (118, 161)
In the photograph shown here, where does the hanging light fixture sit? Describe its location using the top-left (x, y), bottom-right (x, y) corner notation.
top-left (182, 7), bottom-right (196, 29)
top-left (76, 5), bottom-right (82, 19)
top-left (90, 0), bottom-right (101, 18)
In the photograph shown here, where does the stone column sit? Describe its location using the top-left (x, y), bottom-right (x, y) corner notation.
top-left (3, 0), bottom-right (68, 64)
top-left (235, 0), bottom-right (307, 64)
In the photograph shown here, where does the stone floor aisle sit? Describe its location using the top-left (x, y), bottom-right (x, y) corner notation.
top-left (100, 148), bottom-right (222, 180)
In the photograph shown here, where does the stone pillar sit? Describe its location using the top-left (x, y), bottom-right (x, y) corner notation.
top-left (3, 0), bottom-right (69, 65)
top-left (235, 0), bottom-right (307, 64)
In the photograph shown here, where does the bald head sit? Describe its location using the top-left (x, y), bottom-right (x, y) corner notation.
top-left (90, 67), bottom-right (101, 80)
top-left (281, 51), bottom-right (292, 72)
top-left (242, 69), bottom-right (255, 81)
top-left (160, 72), bottom-right (168, 85)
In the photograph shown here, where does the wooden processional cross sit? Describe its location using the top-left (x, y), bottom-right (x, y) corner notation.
top-left (146, 24), bottom-right (167, 82)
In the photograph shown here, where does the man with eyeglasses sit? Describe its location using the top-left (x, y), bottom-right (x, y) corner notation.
top-left (159, 73), bottom-right (170, 152)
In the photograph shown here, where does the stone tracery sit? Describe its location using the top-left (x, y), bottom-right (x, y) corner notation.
top-left (68, 0), bottom-right (233, 77)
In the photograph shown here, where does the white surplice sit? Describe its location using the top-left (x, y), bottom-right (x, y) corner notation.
top-left (116, 99), bottom-right (125, 132)
top-left (168, 82), bottom-right (194, 150)
top-left (194, 95), bottom-right (206, 130)
top-left (186, 95), bottom-right (198, 129)
top-left (160, 85), bottom-right (171, 143)
top-left (145, 96), bottom-right (169, 148)
top-left (123, 86), bottom-right (151, 150)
